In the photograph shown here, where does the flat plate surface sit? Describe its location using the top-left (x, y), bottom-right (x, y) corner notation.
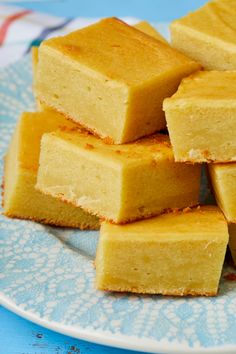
top-left (1, 54), bottom-right (236, 354)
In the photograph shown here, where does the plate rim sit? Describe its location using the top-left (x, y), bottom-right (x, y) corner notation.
top-left (2, 294), bottom-right (236, 354)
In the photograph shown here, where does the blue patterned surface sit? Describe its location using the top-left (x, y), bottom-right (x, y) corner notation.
top-left (1, 53), bottom-right (236, 353)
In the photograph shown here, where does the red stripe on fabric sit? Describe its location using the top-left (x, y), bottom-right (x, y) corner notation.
top-left (0, 10), bottom-right (32, 46)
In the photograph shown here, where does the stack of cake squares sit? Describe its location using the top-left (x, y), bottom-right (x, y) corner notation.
top-left (3, 0), bottom-right (236, 296)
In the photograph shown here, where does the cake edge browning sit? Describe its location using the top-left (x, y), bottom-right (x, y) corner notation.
top-left (3, 209), bottom-right (100, 230)
top-left (2, 167), bottom-right (100, 230)
top-left (96, 284), bottom-right (218, 297)
top-left (35, 184), bottom-right (200, 224)
top-left (174, 155), bottom-right (236, 164)
top-left (36, 98), bottom-right (116, 144)
top-left (2, 125), bottom-right (100, 230)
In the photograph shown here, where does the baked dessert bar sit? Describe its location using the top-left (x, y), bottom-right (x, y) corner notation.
top-left (33, 20), bottom-right (167, 112)
top-left (3, 111), bottom-right (99, 229)
top-left (36, 130), bottom-right (201, 224)
top-left (164, 71), bottom-right (236, 163)
top-left (96, 206), bottom-right (228, 296)
top-left (170, 0), bottom-right (236, 70)
top-left (36, 17), bottom-right (200, 143)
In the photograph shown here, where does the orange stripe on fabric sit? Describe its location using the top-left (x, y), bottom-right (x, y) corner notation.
top-left (0, 10), bottom-right (32, 46)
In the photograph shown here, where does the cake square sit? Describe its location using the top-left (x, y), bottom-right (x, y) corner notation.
top-left (163, 71), bottom-right (236, 163)
top-left (32, 21), bottom-right (168, 113)
top-left (35, 17), bottom-right (200, 143)
top-left (208, 162), bottom-right (236, 223)
top-left (3, 111), bottom-right (99, 229)
top-left (95, 206), bottom-right (228, 296)
top-left (36, 130), bottom-right (201, 224)
top-left (229, 223), bottom-right (236, 266)
top-left (170, 0), bottom-right (236, 70)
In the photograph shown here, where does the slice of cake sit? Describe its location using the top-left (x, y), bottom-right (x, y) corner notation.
top-left (96, 206), bottom-right (228, 296)
top-left (32, 21), bottom-right (168, 113)
top-left (3, 111), bottom-right (99, 229)
top-left (163, 71), bottom-right (236, 163)
top-left (36, 130), bottom-right (201, 224)
top-left (36, 17), bottom-right (201, 144)
top-left (229, 223), bottom-right (236, 265)
top-left (170, 0), bottom-right (236, 70)
top-left (208, 162), bottom-right (236, 222)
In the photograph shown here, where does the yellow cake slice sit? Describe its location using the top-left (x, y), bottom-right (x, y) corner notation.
top-left (96, 206), bottom-right (228, 296)
top-left (3, 111), bottom-right (99, 229)
top-left (163, 71), bottom-right (236, 163)
top-left (35, 17), bottom-right (200, 144)
top-left (229, 223), bottom-right (236, 265)
top-left (32, 21), bottom-right (167, 113)
top-left (170, 0), bottom-right (236, 70)
top-left (36, 130), bottom-right (201, 224)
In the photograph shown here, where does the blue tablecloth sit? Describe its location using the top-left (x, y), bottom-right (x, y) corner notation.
top-left (1, 1), bottom-right (207, 353)
top-left (9, 0), bottom-right (206, 22)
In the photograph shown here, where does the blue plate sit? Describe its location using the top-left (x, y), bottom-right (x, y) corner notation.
top-left (1, 51), bottom-right (236, 354)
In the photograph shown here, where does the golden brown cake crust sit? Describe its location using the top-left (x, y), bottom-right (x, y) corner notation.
top-left (36, 184), bottom-right (199, 224)
top-left (3, 210), bottom-right (100, 229)
top-left (2, 156), bottom-right (100, 230)
top-left (38, 99), bottom-right (176, 147)
top-left (43, 17), bottom-right (201, 85)
top-left (37, 98), bottom-right (116, 144)
top-left (97, 285), bottom-right (217, 297)
top-left (177, 156), bottom-right (236, 164)
top-left (101, 203), bottom-right (201, 225)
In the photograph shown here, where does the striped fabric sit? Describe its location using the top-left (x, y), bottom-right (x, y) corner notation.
top-left (0, 5), bottom-right (169, 68)
top-left (0, 5), bottom-right (100, 67)
top-left (0, 9), bottom-right (32, 46)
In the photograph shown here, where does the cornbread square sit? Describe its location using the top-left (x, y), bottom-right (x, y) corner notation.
top-left (96, 206), bottom-right (228, 296)
top-left (3, 111), bottom-right (99, 229)
top-left (229, 223), bottom-right (236, 265)
top-left (170, 0), bottom-right (236, 70)
top-left (163, 71), bottom-right (236, 163)
top-left (208, 163), bottom-right (236, 223)
top-left (36, 17), bottom-right (201, 144)
top-left (36, 131), bottom-right (201, 224)
top-left (32, 21), bottom-right (167, 113)
top-left (134, 21), bottom-right (168, 43)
